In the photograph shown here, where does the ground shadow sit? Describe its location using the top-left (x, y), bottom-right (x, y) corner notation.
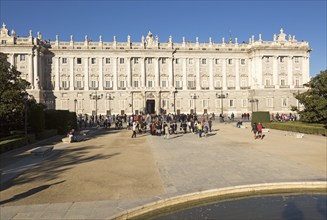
top-left (0, 180), bottom-right (65, 205)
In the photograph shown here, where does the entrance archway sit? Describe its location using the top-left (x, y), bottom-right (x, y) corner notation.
top-left (146, 100), bottom-right (155, 114)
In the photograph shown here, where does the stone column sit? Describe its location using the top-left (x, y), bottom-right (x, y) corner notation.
top-left (169, 58), bottom-right (174, 87)
top-left (287, 56), bottom-right (293, 88)
top-left (33, 52), bottom-right (39, 89)
top-left (273, 56), bottom-right (279, 88)
top-left (141, 57), bottom-right (145, 88)
top-left (113, 57), bottom-right (117, 90)
top-left (256, 56), bottom-right (263, 88)
top-left (127, 57), bottom-right (131, 88)
top-left (209, 58), bottom-right (214, 90)
top-left (70, 57), bottom-right (74, 90)
top-left (99, 57), bottom-right (103, 90)
top-left (303, 56), bottom-right (310, 84)
top-left (84, 57), bottom-right (89, 91)
top-left (196, 58), bottom-right (200, 90)
top-left (222, 58), bottom-right (227, 90)
top-left (235, 58), bottom-right (240, 90)
top-left (251, 57), bottom-right (256, 87)
top-left (55, 57), bottom-right (60, 91)
top-left (155, 58), bottom-right (159, 87)
top-left (183, 58), bottom-right (187, 90)
top-left (28, 54), bottom-right (34, 88)
top-left (248, 58), bottom-right (252, 88)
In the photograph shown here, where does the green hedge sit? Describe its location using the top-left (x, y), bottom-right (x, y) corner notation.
top-left (29, 103), bottom-right (46, 133)
top-left (45, 110), bottom-right (77, 134)
top-left (251, 111), bottom-right (270, 124)
top-left (35, 129), bottom-right (58, 140)
top-left (0, 134), bottom-right (35, 154)
top-left (265, 122), bottom-right (326, 136)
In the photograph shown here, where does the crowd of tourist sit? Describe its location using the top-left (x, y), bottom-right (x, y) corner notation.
top-left (271, 112), bottom-right (298, 122)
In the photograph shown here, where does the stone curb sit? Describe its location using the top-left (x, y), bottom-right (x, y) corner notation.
top-left (110, 181), bottom-right (327, 220)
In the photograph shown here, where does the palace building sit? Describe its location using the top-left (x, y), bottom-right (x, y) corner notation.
top-left (0, 23), bottom-right (310, 116)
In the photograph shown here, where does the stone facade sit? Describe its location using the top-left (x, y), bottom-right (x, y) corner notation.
top-left (0, 23), bottom-right (310, 116)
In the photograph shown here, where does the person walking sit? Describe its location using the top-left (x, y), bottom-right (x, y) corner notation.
top-left (257, 122), bottom-right (263, 139)
top-left (131, 121), bottom-right (137, 138)
top-left (197, 121), bottom-right (203, 138)
top-left (251, 122), bottom-right (258, 139)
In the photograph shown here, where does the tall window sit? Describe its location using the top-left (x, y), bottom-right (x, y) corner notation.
top-left (267, 98), bottom-right (273, 107)
top-left (91, 58), bottom-right (96, 64)
top-left (241, 59), bottom-right (246, 65)
top-left (133, 81), bottom-right (139, 88)
top-left (91, 81), bottom-right (97, 88)
top-left (77, 58), bottom-right (82, 64)
top-left (61, 81), bottom-right (68, 88)
top-left (105, 81), bottom-right (112, 88)
top-left (120, 58), bottom-right (124, 64)
top-left (202, 59), bottom-right (207, 64)
top-left (119, 81), bottom-right (126, 88)
top-left (214, 80), bottom-right (221, 88)
top-left (202, 99), bottom-right (208, 108)
top-left (189, 99), bottom-right (194, 108)
top-left (175, 81), bottom-right (182, 88)
top-left (148, 81), bottom-right (153, 88)
top-left (76, 81), bottom-right (82, 88)
top-left (20, 54), bottom-right (26, 61)
top-left (229, 99), bottom-right (235, 107)
top-left (228, 59), bottom-right (233, 65)
top-left (294, 57), bottom-right (299, 63)
top-left (161, 80), bottom-right (167, 88)
top-left (134, 58), bottom-right (139, 64)
top-left (202, 80), bottom-right (208, 88)
top-left (242, 99), bottom-right (247, 108)
top-left (189, 58), bottom-right (194, 64)
top-left (147, 58), bottom-right (152, 64)
top-left (280, 79), bottom-right (286, 86)
top-left (282, 98), bottom-right (287, 107)
top-left (215, 59), bottom-right (220, 64)
top-left (280, 57), bottom-right (284, 63)
top-left (265, 79), bottom-right (271, 86)
top-left (106, 58), bottom-right (111, 64)
top-left (162, 58), bottom-right (166, 64)
top-left (62, 58), bottom-right (67, 64)
top-left (188, 81), bottom-right (196, 89)
top-left (175, 58), bottom-right (180, 64)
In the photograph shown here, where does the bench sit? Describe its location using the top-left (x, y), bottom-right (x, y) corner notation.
top-left (31, 145), bottom-right (54, 157)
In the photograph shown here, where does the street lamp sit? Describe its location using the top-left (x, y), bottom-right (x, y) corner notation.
top-left (249, 98), bottom-right (259, 112)
top-left (89, 91), bottom-right (103, 120)
top-left (106, 93), bottom-right (115, 115)
top-left (216, 90), bottom-right (228, 115)
top-left (173, 87), bottom-right (178, 114)
top-left (190, 93), bottom-right (199, 115)
top-left (74, 99), bottom-right (77, 113)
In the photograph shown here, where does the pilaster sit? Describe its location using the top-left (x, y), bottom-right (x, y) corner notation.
top-left (155, 58), bottom-right (159, 87)
top-left (55, 57), bottom-right (60, 91)
top-left (28, 54), bottom-right (34, 88)
top-left (141, 57), bottom-right (145, 88)
top-left (168, 58), bottom-right (173, 87)
top-left (287, 56), bottom-right (293, 88)
top-left (84, 57), bottom-right (89, 91)
top-left (113, 57), bottom-right (117, 90)
top-left (99, 57), bottom-right (103, 90)
top-left (196, 58), bottom-right (200, 90)
top-left (127, 57), bottom-right (131, 88)
top-left (222, 58), bottom-right (227, 90)
top-left (273, 56), bottom-right (279, 88)
top-left (183, 58), bottom-right (187, 90)
top-left (235, 58), bottom-right (240, 90)
top-left (209, 58), bottom-right (214, 90)
top-left (69, 57), bottom-right (74, 90)
top-left (33, 51), bottom-right (39, 89)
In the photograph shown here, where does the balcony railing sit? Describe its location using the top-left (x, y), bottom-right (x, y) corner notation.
top-left (240, 86), bottom-right (251, 89)
top-left (264, 85), bottom-right (275, 88)
top-left (280, 85), bottom-right (290, 88)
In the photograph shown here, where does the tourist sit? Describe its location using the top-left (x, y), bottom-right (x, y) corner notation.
top-left (131, 121), bottom-right (137, 138)
top-left (251, 122), bottom-right (258, 139)
top-left (197, 121), bottom-right (203, 138)
top-left (257, 122), bottom-right (263, 139)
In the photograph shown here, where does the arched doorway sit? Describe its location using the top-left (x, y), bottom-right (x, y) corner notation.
top-left (146, 100), bottom-right (155, 114)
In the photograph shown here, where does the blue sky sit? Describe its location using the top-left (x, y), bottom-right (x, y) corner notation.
top-left (1, 0), bottom-right (326, 77)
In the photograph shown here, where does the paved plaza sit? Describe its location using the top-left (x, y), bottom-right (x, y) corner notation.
top-left (0, 121), bottom-right (326, 219)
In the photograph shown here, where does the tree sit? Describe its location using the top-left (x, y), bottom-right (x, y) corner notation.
top-left (292, 70), bottom-right (327, 125)
top-left (0, 52), bottom-right (31, 135)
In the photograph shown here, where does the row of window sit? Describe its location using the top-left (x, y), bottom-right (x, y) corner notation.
top-left (49, 57), bottom-right (248, 66)
top-left (264, 56), bottom-right (301, 63)
top-left (62, 97), bottom-right (290, 111)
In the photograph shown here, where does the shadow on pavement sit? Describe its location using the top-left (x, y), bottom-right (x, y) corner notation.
top-left (0, 180), bottom-right (65, 205)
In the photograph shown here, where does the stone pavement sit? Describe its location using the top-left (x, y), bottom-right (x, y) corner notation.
top-left (0, 122), bottom-right (326, 219)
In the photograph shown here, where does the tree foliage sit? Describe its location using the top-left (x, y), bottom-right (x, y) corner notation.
top-left (0, 52), bottom-right (31, 134)
top-left (292, 70), bottom-right (327, 125)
